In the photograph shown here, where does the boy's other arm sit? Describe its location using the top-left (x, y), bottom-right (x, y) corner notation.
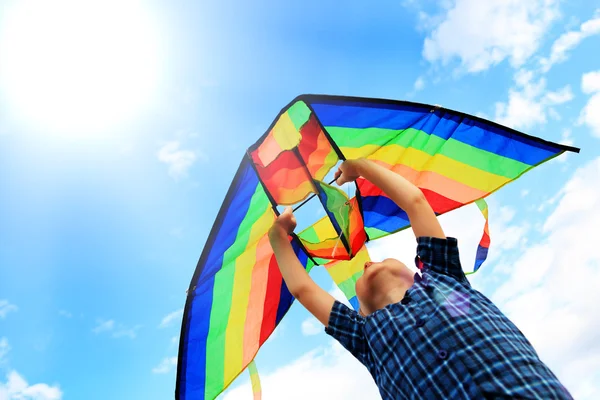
top-left (336, 159), bottom-right (445, 239)
top-left (269, 208), bottom-right (336, 326)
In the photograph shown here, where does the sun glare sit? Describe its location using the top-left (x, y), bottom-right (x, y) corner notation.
top-left (0, 0), bottom-right (162, 136)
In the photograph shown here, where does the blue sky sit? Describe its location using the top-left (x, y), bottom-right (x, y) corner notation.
top-left (1, 0), bottom-right (599, 399)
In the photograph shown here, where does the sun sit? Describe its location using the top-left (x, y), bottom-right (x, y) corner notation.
top-left (0, 0), bottom-right (163, 136)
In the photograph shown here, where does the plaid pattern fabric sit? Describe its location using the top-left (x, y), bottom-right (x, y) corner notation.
top-left (325, 237), bottom-right (572, 400)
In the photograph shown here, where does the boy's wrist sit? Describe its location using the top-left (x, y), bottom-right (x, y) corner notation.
top-left (269, 224), bottom-right (288, 241)
top-left (353, 158), bottom-right (370, 178)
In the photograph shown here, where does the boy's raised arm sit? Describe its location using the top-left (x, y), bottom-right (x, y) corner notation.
top-left (269, 208), bottom-right (336, 326)
top-left (335, 158), bottom-right (445, 239)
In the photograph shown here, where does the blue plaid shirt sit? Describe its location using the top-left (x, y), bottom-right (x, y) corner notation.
top-left (325, 237), bottom-right (572, 399)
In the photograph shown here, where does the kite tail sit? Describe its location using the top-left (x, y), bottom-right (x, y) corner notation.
top-left (469, 198), bottom-right (490, 274)
top-left (248, 360), bottom-right (262, 400)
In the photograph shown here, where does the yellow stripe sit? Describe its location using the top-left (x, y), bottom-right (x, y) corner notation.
top-left (325, 246), bottom-right (369, 284)
top-left (273, 112), bottom-right (301, 151)
top-left (342, 145), bottom-right (509, 192)
top-left (312, 216), bottom-right (338, 241)
top-left (223, 207), bottom-right (273, 382)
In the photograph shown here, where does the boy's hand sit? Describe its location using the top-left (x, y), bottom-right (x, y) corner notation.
top-left (335, 159), bottom-right (366, 185)
top-left (271, 207), bottom-right (297, 236)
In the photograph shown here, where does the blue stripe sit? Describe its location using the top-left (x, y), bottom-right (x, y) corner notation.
top-left (474, 246), bottom-right (489, 271)
top-left (349, 296), bottom-right (360, 311)
top-left (310, 102), bottom-right (562, 165)
top-left (200, 160), bottom-right (259, 281)
top-left (362, 196), bottom-right (410, 234)
top-left (181, 275), bottom-right (215, 400)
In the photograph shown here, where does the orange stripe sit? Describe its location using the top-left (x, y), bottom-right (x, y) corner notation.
top-left (273, 181), bottom-right (315, 205)
top-left (309, 133), bottom-right (337, 180)
top-left (242, 235), bottom-right (272, 365)
top-left (370, 160), bottom-right (488, 203)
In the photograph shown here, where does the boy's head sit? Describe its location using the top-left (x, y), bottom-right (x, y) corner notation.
top-left (356, 258), bottom-right (414, 315)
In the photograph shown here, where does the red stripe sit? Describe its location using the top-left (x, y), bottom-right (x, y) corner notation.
top-left (259, 254), bottom-right (283, 346)
top-left (358, 179), bottom-right (463, 214)
top-left (298, 116), bottom-right (320, 161)
top-left (479, 229), bottom-right (491, 247)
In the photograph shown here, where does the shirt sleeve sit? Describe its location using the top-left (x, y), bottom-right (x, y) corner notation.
top-left (416, 236), bottom-right (469, 284)
top-left (325, 300), bottom-right (370, 366)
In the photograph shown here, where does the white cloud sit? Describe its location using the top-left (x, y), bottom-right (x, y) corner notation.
top-left (494, 69), bottom-right (573, 129)
top-left (159, 309), bottom-right (183, 329)
top-left (413, 76), bottom-right (425, 91)
top-left (222, 341), bottom-right (380, 400)
top-left (540, 14), bottom-right (600, 72)
top-left (92, 319), bottom-right (140, 339)
top-left (152, 357), bottom-right (177, 374)
top-left (300, 317), bottom-right (321, 336)
top-left (579, 93), bottom-right (600, 138)
top-left (422, 0), bottom-right (560, 73)
top-left (57, 310), bottom-right (72, 319)
top-left (92, 319), bottom-right (114, 334)
top-left (0, 300), bottom-right (17, 319)
top-left (482, 157), bottom-right (600, 399)
top-left (0, 339), bottom-right (62, 400)
top-left (582, 70), bottom-right (600, 94)
top-left (157, 141), bottom-right (197, 179)
top-left (579, 70), bottom-right (600, 138)
top-left (0, 371), bottom-right (62, 400)
top-left (0, 338), bottom-right (10, 361)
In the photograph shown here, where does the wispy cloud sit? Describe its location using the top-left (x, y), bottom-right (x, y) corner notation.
top-left (494, 69), bottom-right (574, 130)
top-left (579, 70), bottom-right (600, 138)
top-left (421, 0), bottom-right (560, 73)
top-left (92, 319), bottom-right (141, 339)
top-left (540, 13), bottom-right (600, 72)
top-left (0, 337), bottom-right (10, 361)
top-left (58, 310), bottom-right (72, 319)
top-left (92, 319), bottom-right (115, 334)
top-left (413, 76), bottom-right (425, 91)
top-left (157, 141), bottom-right (197, 179)
top-left (0, 300), bottom-right (18, 319)
top-left (300, 317), bottom-right (321, 336)
top-left (152, 357), bottom-right (178, 374)
top-left (159, 309), bottom-right (183, 329)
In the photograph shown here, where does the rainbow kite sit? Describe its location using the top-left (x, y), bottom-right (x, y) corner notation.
top-left (176, 95), bottom-right (579, 399)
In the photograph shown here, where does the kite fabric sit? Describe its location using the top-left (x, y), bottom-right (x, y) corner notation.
top-left (248, 360), bottom-right (261, 400)
top-left (176, 95), bottom-right (579, 400)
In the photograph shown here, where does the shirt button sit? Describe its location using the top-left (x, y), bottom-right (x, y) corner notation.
top-left (437, 350), bottom-right (448, 360)
top-left (416, 317), bottom-right (426, 327)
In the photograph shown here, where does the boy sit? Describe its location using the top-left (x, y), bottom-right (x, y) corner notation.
top-left (268, 158), bottom-right (572, 399)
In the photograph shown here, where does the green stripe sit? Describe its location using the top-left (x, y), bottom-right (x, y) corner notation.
top-left (298, 225), bottom-right (320, 243)
top-left (287, 101), bottom-right (312, 131)
top-left (336, 270), bottom-right (364, 300)
top-left (475, 198), bottom-right (488, 212)
top-left (365, 226), bottom-right (392, 240)
top-left (205, 183), bottom-right (271, 399)
top-left (313, 257), bottom-right (331, 265)
top-left (326, 127), bottom-right (530, 179)
top-left (319, 182), bottom-right (351, 239)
